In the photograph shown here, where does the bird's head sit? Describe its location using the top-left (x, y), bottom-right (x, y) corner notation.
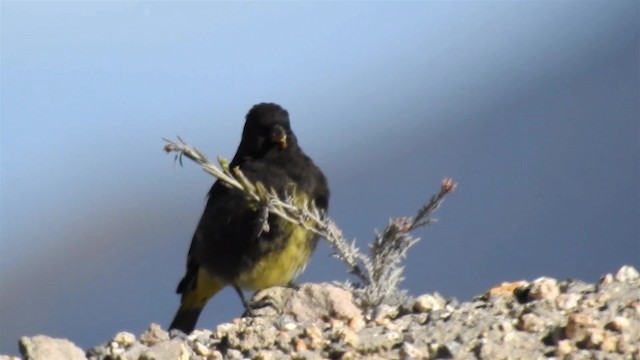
top-left (236, 103), bottom-right (298, 161)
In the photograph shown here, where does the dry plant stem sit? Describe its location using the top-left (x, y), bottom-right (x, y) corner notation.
top-left (360, 178), bottom-right (456, 305)
top-left (164, 137), bottom-right (370, 284)
top-left (163, 137), bottom-right (456, 297)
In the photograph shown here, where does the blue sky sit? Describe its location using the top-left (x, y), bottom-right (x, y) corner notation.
top-left (1, 1), bottom-right (638, 355)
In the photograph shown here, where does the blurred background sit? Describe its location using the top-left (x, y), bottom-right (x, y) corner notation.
top-left (1, 1), bottom-right (638, 355)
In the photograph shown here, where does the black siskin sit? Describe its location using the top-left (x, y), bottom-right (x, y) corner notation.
top-left (169, 103), bottom-right (329, 334)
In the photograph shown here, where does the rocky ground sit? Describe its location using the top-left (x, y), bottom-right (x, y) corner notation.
top-left (3, 265), bottom-right (639, 360)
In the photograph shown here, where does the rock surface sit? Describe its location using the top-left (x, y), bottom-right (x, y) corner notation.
top-left (18, 336), bottom-right (86, 360)
top-left (7, 265), bottom-right (640, 359)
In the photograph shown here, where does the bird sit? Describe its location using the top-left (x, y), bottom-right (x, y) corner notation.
top-left (169, 103), bottom-right (330, 334)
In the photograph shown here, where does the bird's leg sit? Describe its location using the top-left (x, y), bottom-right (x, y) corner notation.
top-left (233, 285), bottom-right (254, 317)
top-left (285, 280), bottom-right (300, 290)
top-left (235, 286), bottom-right (281, 317)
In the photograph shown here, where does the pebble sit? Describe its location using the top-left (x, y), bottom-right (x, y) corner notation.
top-left (112, 331), bottom-right (136, 347)
top-left (517, 313), bottom-right (545, 333)
top-left (528, 277), bottom-right (560, 301)
top-left (556, 339), bottom-right (574, 357)
top-left (413, 293), bottom-right (446, 313)
top-left (193, 342), bottom-right (211, 356)
top-left (615, 265), bottom-right (639, 282)
top-left (556, 293), bottom-right (581, 310)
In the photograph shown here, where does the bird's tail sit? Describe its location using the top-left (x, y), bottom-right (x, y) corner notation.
top-left (169, 267), bottom-right (225, 334)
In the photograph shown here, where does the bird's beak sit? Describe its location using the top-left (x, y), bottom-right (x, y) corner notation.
top-left (271, 125), bottom-right (288, 149)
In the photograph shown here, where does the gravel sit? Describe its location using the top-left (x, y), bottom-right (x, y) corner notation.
top-left (5, 265), bottom-right (639, 360)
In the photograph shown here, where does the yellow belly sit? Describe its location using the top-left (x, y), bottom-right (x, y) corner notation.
top-left (234, 224), bottom-right (313, 290)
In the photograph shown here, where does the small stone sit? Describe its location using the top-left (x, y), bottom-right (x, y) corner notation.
top-left (384, 320), bottom-right (402, 333)
top-left (19, 336), bottom-right (87, 360)
top-left (275, 331), bottom-right (292, 351)
top-left (431, 343), bottom-right (454, 358)
top-left (565, 313), bottom-right (596, 341)
top-left (599, 273), bottom-right (614, 285)
top-left (186, 329), bottom-right (211, 342)
top-left (565, 349), bottom-right (595, 360)
top-left (348, 316), bottom-right (365, 331)
top-left (340, 351), bottom-right (358, 360)
top-left (583, 292), bottom-right (610, 309)
top-left (585, 329), bottom-right (604, 349)
top-left (113, 331), bottom-right (136, 347)
top-left (303, 324), bottom-right (324, 350)
top-left (616, 333), bottom-right (635, 354)
top-left (226, 349), bottom-right (243, 360)
top-left (485, 281), bottom-right (528, 298)
top-left (605, 316), bottom-right (630, 332)
top-left (503, 331), bottom-right (516, 342)
top-left (615, 265), bottom-right (639, 282)
top-left (600, 331), bottom-right (618, 353)
top-left (294, 338), bottom-right (307, 352)
top-left (283, 322), bottom-right (297, 331)
top-left (140, 340), bottom-right (189, 360)
top-left (556, 339), bottom-right (574, 357)
top-left (193, 342), bottom-right (211, 356)
top-left (109, 344), bottom-right (125, 356)
top-left (214, 323), bottom-right (235, 339)
top-left (413, 294), bottom-right (445, 313)
top-left (444, 341), bottom-right (462, 357)
top-left (329, 319), bottom-right (345, 330)
top-left (253, 350), bottom-right (275, 360)
top-left (556, 293), bottom-right (581, 310)
top-left (626, 300), bottom-right (640, 313)
top-left (303, 324), bottom-right (322, 338)
top-left (375, 304), bottom-right (399, 324)
top-left (139, 323), bottom-right (170, 346)
top-left (209, 350), bottom-right (224, 360)
top-left (385, 331), bottom-right (402, 343)
top-left (495, 320), bottom-right (514, 332)
top-left (329, 321), bottom-right (345, 341)
top-left (529, 277), bottom-right (560, 302)
top-left (340, 328), bottom-right (360, 348)
top-left (120, 343), bottom-right (147, 359)
top-left (517, 313), bottom-right (545, 333)
top-left (284, 283), bottom-right (363, 323)
top-left (401, 342), bottom-right (425, 358)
